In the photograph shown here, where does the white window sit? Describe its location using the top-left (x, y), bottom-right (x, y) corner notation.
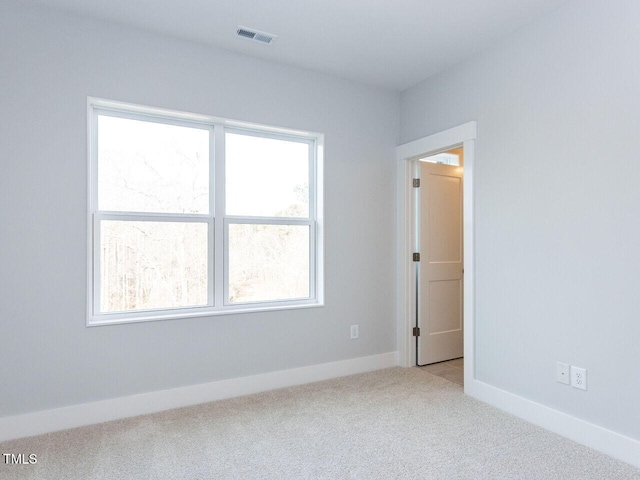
top-left (87, 99), bottom-right (324, 325)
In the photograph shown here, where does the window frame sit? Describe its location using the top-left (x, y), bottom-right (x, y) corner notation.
top-left (87, 98), bottom-right (324, 326)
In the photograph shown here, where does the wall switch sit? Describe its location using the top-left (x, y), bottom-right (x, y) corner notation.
top-left (556, 362), bottom-right (570, 385)
top-left (570, 366), bottom-right (587, 391)
top-left (350, 324), bottom-right (359, 339)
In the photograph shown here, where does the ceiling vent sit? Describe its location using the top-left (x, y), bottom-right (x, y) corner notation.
top-left (236, 26), bottom-right (277, 45)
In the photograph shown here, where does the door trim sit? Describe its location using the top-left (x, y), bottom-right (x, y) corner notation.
top-left (396, 122), bottom-right (476, 390)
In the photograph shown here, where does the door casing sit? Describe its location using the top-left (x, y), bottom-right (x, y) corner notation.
top-left (396, 122), bottom-right (476, 390)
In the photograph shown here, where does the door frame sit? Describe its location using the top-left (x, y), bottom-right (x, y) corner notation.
top-left (396, 122), bottom-right (476, 390)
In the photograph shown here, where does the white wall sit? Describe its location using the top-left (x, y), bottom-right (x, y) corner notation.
top-left (401, 0), bottom-right (640, 440)
top-left (0, 0), bottom-right (398, 417)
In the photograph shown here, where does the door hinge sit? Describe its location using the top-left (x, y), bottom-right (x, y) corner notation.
top-left (413, 252), bottom-right (420, 262)
top-left (413, 327), bottom-right (421, 337)
top-left (413, 178), bottom-right (420, 188)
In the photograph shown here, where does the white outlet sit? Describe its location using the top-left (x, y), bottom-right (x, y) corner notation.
top-left (556, 362), bottom-right (570, 385)
top-left (350, 324), bottom-right (359, 340)
top-left (570, 366), bottom-right (587, 391)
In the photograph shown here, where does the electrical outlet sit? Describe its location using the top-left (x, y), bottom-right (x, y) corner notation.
top-left (570, 366), bottom-right (587, 391)
top-left (350, 324), bottom-right (359, 340)
top-left (556, 362), bottom-right (570, 385)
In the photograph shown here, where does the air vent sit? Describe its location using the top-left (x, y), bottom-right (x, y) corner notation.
top-left (237, 28), bottom-right (256, 39)
top-left (236, 26), bottom-right (277, 45)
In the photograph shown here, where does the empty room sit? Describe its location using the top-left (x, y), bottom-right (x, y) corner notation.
top-left (1, 0), bottom-right (639, 478)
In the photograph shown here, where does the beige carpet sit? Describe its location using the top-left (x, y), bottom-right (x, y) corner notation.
top-left (1, 367), bottom-right (638, 479)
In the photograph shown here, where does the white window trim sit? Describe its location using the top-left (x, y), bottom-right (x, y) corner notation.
top-left (87, 97), bottom-right (325, 326)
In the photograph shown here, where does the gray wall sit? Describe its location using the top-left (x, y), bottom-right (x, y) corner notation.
top-left (0, 1), bottom-right (398, 416)
top-left (401, 0), bottom-right (640, 439)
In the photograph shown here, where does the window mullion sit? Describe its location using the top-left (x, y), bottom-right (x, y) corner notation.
top-left (95, 212), bottom-right (210, 222)
top-left (214, 126), bottom-right (225, 308)
top-left (207, 127), bottom-right (215, 308)
top-left (224, 216), bottom-right (312, 226)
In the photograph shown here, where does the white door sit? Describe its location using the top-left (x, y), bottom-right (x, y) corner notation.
top-left (417, 157), bottom-right (464, 365)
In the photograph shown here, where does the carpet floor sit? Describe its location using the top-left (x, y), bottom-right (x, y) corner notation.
top-left (1, 367), bottom-right (638, 479)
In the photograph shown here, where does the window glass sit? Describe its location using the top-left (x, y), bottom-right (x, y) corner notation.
top-left (98, 115), bottom-right (209, 214)
top-left (225, 133), bottom-right (309, 217)
top-left (228, 223), bottom-right (310, 303)
top-left (100, 220), bottom-right (208, 312)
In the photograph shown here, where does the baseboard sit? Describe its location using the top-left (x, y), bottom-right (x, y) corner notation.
top-left (0, 351), bottom-right (398, 442)
top-left (466, 378), bottom-right (640, 469)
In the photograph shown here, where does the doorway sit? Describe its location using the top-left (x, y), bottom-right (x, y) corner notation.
top-left (395, 121), bottom-right (476, 392)
top-left (416, 147), bottom-right (464, 368)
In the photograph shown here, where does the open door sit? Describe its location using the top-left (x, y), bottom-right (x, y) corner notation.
top-left (416, 149), bottom-right (464, 365)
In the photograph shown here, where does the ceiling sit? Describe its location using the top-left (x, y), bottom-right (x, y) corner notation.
top-left (25, 0), bottom-right (567, 91)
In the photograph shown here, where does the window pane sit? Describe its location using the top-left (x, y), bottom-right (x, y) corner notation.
top-left (226, 133), bottom-right (309, 217)
top-left (100, 221), bottom-right (208, 313)
top-left (98, 115), bottom-right (209, 214)
top-left (228, 224), bottom-right (309, 303)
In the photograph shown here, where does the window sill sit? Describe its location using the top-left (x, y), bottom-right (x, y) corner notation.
top-left (86, 300), bottom-right (325, 327)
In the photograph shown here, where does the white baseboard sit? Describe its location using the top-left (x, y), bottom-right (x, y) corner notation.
top-left (466, 378), bottom-right (640, 469)
top-left (0, 351), bottom-right (398, 442)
